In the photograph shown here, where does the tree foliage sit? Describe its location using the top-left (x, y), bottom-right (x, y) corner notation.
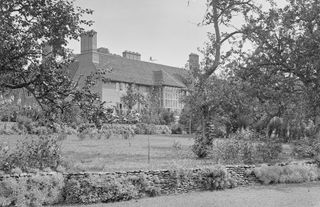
top-left (0, 0), bottom-right (95, 112)
top-left (187, 0), bottom-right (271, 155)
top-left (120, 84), bottom-right (146, 111)
top-left (0, 0), bottom-right (112, 127)
top-left (236, 0), bottom-right (320, 130)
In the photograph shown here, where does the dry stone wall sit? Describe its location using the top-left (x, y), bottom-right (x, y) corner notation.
top-left (0, 162), bottom-right (315, 206)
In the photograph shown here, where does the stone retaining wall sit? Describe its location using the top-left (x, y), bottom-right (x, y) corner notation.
top-left (0, 161), bottom-right (316, 206)
top-left (64, 166), bottom-right (254, 197)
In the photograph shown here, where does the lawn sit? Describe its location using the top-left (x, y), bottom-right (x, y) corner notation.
top-left (0, 133), bottom-right (294, 172)
top-left (62, 134), bottom-right (206, 172)
top-left (0, 133), bottom-right (220, 172)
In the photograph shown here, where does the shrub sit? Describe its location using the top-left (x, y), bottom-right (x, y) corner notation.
top-left (128, 174), bottom-right (161, 197)
top-left (64, 175), bottom-right (144, 204)
top-left (0, 143), bottom-right (10, 172)
top-left (213, 139), bottom-right (243, 164)
top-left (102, 124), bottom-right (135, 139)
top-left (145, 124), bottom-right (156, 135)
top-left (199, 165), bottom-right (238, 190)
top-left (97, 128), bottom-right (113, 139)
top-left (134, 124), bottom-right (171, 135)
top-left (293, 137), bottom-right (320, 159)
top-left (208, 124), bottom-right (226, 138)
top-left (62, 126), bottom-right (78, 135)
top-left (159, 110), bottom-right (175, 125)
top-left (64, 173), bottom-right (163, 204)
top-left (0, 126), bottom-right (14, 135)
top-left (154, 125), bottom-right (171, 135)
top-left (0, 173), bottom-right (64, 206)
top-left (77, 123), bottom-right (98, 139)
top-left (210, 139), bottom-right (282, 164)
top-left (32, 126), bottom-right (50, 135)
top-left (171, 123), bottom-right (183, 134)
top-left (78, 123), bottom-right (96, 134)
top-left (134, 123), bottom-right (147, 134)
top-left (10, 124), bottom-right (23, 134)
top-left (16, 115), bottom-right (34, 133)
top-left (253, 164), bottom-right (320, 185)
top-left (77, 124), bottom-right (137, 140)
top-left (7, 114), bottom-right (68, 136)
top-left (134, 123), bottom-right (155, 134)
top-left (1, 135), bottom-right (62, 173)
top-left (192, 134), bottom-right (211, 158)
top-left (255, 141), bottom-right (282, 163)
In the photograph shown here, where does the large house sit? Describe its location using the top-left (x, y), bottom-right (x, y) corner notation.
top-left (70, 30), bottom-right (199, 113)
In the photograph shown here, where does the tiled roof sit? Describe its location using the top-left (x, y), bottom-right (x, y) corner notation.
top-left (95, 53), bottom-right (189, 88)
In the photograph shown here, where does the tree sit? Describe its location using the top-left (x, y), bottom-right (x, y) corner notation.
top-left (141, 86), bottom-right (162, 124)
top-left (187, 0), bottom-right (270, 157)
top-left (120, 84), bottom-right (145, 111)
top-left (236, 0), bottom-right (320, 132)
top-left (0, 0), bottom-right (94, 113)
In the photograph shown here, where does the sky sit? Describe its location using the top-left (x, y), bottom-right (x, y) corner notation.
top-left (68, 0), bottom-right (287, 68)
top-left (68, 0), bottom-right (210, 68)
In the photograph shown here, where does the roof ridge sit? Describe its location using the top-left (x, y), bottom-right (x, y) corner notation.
top-left (97, 52), bottom-right (185, 70)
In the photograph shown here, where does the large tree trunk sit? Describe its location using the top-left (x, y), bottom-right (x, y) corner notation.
top-left (201, 105), bottom-right (211, 145)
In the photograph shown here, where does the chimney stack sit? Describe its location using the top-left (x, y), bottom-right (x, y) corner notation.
top-left (122, 51), bottom-right (141, 61)
top-left (188, 53), bottom-right (199, 70)
top-left (79, 30), bottom-right (99, 64)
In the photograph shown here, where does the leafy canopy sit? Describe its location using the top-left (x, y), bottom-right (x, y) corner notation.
top-left (0, 0), bottom-right (93, 111)
top-left (237, 0), bottom-right (320, 122)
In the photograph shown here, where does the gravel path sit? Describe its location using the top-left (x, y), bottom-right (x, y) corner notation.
top-left (60, 182), bottom-right (320, 207)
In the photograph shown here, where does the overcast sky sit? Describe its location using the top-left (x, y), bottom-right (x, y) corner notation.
top-left (68, 0), bottom-right (287, 68)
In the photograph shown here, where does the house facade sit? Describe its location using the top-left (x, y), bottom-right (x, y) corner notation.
top-left (70, 30), bottom-right (199, 114)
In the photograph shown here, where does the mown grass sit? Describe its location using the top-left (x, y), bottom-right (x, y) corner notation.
top-left (62, 134), bottom-right (221, 172)
top-left (0, 134), bottom-right (220, 172)
top-left (0, 133), bottom-right (294, 172)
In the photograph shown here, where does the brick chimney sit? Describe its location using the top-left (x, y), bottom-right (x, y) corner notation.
top-left (122, 50), bottom-right (141, 61)
top-left (79, 30), bottom-right (99, 64)
top-left (188, 53), bottom-right (199, 70)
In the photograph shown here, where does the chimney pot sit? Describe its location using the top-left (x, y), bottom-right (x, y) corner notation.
top-left (123, 50), bottom-right (141, 61)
